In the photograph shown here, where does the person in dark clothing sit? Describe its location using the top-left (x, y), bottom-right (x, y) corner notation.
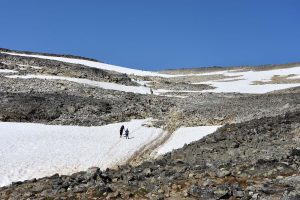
top-left (120, 125), bottom-right (125, 138)
top-left (125, 128), bottom-right (129, 139)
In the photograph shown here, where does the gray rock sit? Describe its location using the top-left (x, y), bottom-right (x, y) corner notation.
top-left (85, 167), bottom-right (101, 180)
top-left (217, 169), bottom-right (231, 178)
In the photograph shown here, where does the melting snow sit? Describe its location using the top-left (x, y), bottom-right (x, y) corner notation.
top-left (155, 126), bottom-right (220, 156)
top-left (6, 74), bottom-right (152, 94)
top-left (198, 67), bottom-right (300, 93)
top-left (1, 52), bottom-right (171, 77)
top-left (0, 119), bottom-right (163, 186)
top-left (0, 52), bottom-right (244, 78)
top-left (0, 69), bottom-right (17, 73)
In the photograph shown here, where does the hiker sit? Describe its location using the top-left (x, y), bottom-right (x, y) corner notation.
top-left (150, 89), bottom-right (153, 95)
top-left (120, 125), bottom-right (125, 138)
top-left (125, 128), bottom-right (129, 139)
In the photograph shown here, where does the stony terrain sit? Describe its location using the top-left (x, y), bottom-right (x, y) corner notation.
top-left (0, 53), bottom-right (135, 85)
top-left (1, 111), bottom-right (299, 200)
top-left (0, 49), bottom-right (300, 199)
top-left (0, 84), bottom-right (174, 126)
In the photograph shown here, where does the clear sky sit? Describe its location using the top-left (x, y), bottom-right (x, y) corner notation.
top-left (1, 0), bottom-right (300, 70)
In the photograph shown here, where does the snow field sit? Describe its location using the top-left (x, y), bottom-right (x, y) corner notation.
top-left (0, 119), bottom-right (163, 186)
top-left (197, 67), bottom-right (300, 93)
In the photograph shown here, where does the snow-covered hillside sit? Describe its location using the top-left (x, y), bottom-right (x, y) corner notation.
top-left (198, 67), bottom-right (300, 93)
top-left (1, 52), bottom-right (166, 77)
top-left (6, 75), bottom-right (152, 94)
top-left (2, 51), bottom-right (300, 94)
top-left (0, 119), bottom-right (163, 186)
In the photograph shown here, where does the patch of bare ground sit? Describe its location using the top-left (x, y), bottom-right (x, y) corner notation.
top-left (166, 74), bottom-right (241, 83)
top-left (149, 81), bottom-right (214, 91)
top-left (249, 62), bottom-right (300, 71)
top-left (128, 108), bottom-right (187, 166)
top-left (126, 130), bottom-right (170, 166)
top-left (252, 74), bottom-right (300, 85)
top-left (159, 67), bottom-right (231, 75)
top-left (160, 62), bottom-right (300, 74)
top-left (214, 78), bottom-right (245, 82)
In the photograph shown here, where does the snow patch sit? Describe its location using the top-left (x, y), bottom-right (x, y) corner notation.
top-left (132, 79), bottom-right (152, 86)
top-left (0, 69), bottom-right (18, 73)
top-left (155, 126), bottom-right (220, 155)
top-left (0, 52), bottom-right (244, 78)
top-left (198, 67), bottom-right (300, 93)
top-left (6, 74), bottom-right (152, 94)
top-left (1, 52), bottom-right (171, 77)
top-left (0, 119), bottom-right (163, 186)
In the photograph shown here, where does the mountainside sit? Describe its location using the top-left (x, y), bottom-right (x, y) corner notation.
top-left (0, 49), bottom-right (299, 200)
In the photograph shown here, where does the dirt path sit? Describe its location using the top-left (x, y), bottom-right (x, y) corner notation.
top-left (126, 129), bottom-right (174, 166)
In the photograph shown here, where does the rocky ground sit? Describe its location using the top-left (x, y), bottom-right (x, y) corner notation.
top-left (160, 61), bottom-right (300, 74)
top-left (0, 82), bottom-right (174, 126)
top-left (0, 53), bottom-right (136, 86)
top-left (0, 49), bottom-right (300, 199)
top-left (1, 111), bottom-right (299, 200)
top-left (1, 72), bottom-right (299, 128)
top-left (147, 80), bottom-right (215, 91)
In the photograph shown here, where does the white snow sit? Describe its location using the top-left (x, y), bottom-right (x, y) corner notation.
top-left (132, 79), bottom-right (152, 86)
top-left (197, 67), bottom-right (300, 94)
top-left (0, 52), bottom-right (245, 78)
top-left (6, 74), bottom-right (152, 94)
top-left (5, 74), bottom-right (194, 96)
top-left (2, 52), bottom-right (300, 94)
top-left (1, 52), bottom-right (171, 77)
top-left (0, 119), bottom-right (163, 187)
top-left (155, 126), bottom-right (220, 156)
top-left (0, 69), bottom-right (17, 73)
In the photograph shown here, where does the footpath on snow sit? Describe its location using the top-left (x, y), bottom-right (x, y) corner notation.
top-left (0, 119), bottom-right (220, 187)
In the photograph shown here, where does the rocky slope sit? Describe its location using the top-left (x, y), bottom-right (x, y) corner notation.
top-left (0, 53), bottom-right (135, 85)
top-left (0, 49), bottom-right (300, 199)
top-left (1, 111), bottom-right (299, 199)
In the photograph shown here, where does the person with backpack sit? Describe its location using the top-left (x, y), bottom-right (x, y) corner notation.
top-left (125, 128), bottom-right (129, 139)
top-left (120, 125), bottom-right (125, 138)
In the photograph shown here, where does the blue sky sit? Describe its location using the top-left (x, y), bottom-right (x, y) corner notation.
top-left (0, 0), bottom-right (300, 70)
